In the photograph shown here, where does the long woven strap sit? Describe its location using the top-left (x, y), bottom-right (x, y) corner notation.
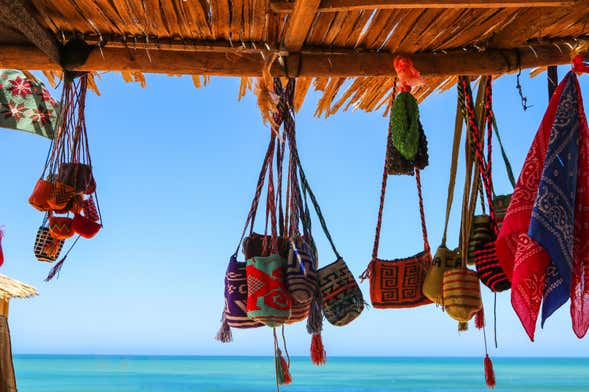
top-left (279, 77), bottom-right (341, 260)
top-left (485, 77), bottom-right (516, 190)
top-left (263, 139), bottom-right (280, 255)
top-left (458, 76), bottom-right (485, 267)
top-left (234, 133), bottom-right (277, 256)
top-left (461, 77), bottom-right (497, 234)
top-left (441, 95), bottom-right (464, 246)
top-left (371, 114), bottom-right (430, 261)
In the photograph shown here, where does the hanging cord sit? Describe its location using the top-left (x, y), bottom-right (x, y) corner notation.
top-left (515, 50), bottom-right (531, 111)
top-left (234, 134), bottom-right (277, 256)
top-left (486, 77), bottom-right (517, 191)
top-left (279, 79), bottom-right (342, 261)
top-left (460, 77), bottom-right (497, 235)
top-left (273, 328), bottom-right (281, 392)
top-left (441, 95), bottom-right (464, 246)
top-left (45, 235), bottom-right (81, 281)
top-left (281, 325), bottom-right (291, 368)
top-left (362, 89), bottom-right (430, 280)
top-left (458, 75), bottom-right (488, 267)
top-left (494, 292), bottom-right (498, 349)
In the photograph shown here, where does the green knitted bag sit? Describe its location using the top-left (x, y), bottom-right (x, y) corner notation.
top-left (390, 92), bottom-right (420, 160)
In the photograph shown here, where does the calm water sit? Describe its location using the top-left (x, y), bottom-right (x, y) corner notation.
top-left (13, 355), bottom-right (589, 391)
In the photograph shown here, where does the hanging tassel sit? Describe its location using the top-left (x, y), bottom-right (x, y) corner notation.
top-left (475, 308), bottom-right (485, 330)
top-left (0, 226), bottom-right (4, 267)
top-left (45, 236), bottom-right (80, 281)
top-left (45, 255), bottom-right (67, 281)
top-left (280, 351), bottom-right (292, 385)
top-left (484, 354), bottom-right (496, 389)
top-left (215, 314), bottom-right (232, 343)
top-left (275, 348), bottom-right (292, 385)
top-left (458, 322), bottom-right (468, 331)
top-left (310, 333), bottom-right (327, 365)
top-left (306, 293), bottom-right (323, 335)
top-left (275, 350), bottom-right (284, 385)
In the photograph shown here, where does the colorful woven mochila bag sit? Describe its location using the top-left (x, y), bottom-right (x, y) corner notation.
top-left (33, 214), bottom-right (65, 263)
top-left (446, 76), bottom-right (496, 388)
top-left (361, 130), bottom-right (432, 308)
top-left (275, 78), bottom-right (364, 331)
top-left (423, 103), bottom-right (463, 305)
top-left (459, 77), bottom-right (511, 293)
top-left (216, 132), bottom-right (278, 342)
top-left (218, 84), bottom-right (297, 387)
top-left (245, 158), bottom-right (291, 328)
top-left (27, 72), bottom-right (103, 280)
top-left (297, 164), bottom-right (364, 328)
top-left (387, 60), bottom-right (429, 175)
top-left (288, 123), bottom-right (364, 328)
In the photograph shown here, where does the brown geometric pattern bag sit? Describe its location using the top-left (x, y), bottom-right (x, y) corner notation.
top-left (363, 151), bottom-right (432, 309)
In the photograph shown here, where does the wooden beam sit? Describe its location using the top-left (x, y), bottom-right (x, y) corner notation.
top-left (271, 0), bottom-right (576, 13)
top-left (283, 0), bottom-right (322, 51)
top-left (0, 41), bottom-right (584, 77)
top-left (0, 0), bottom-right (60, 64)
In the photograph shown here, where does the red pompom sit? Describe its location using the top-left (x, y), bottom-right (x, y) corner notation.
top-left (393, 56), bottom-right (425, 92)
top-left (484, 354), bottom-right (496, 389)
top-left (475, 307), bottom-right (485, 330)
top-left (310, 333), bottom-right (327, 365)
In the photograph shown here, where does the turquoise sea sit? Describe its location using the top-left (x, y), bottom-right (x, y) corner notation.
top-left (14, 356), bottom-right (589, 391)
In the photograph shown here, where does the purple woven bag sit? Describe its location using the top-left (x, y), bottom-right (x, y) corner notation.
top-left (223, 255), bottom-right (262, 329)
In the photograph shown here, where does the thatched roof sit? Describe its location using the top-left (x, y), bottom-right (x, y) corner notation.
top-left (0, 1), bottom-right (587, 115)
top-left (0, 274), bottom-right (38, 300)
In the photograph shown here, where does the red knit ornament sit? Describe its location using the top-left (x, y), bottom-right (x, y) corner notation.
top-left (475, 308), bottom-right (485, 330)
top-left (484, 354), bottom-right (496, 389)
top-left (393, 56), bottom-right (425, 92)
top-left (310, 333), bottom-right (327, 365)
top-left (280, 355), bottom-right (292, 385)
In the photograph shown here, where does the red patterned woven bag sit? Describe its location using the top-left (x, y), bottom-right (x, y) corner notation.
top-left (362, 154), bottom-right (432, 309)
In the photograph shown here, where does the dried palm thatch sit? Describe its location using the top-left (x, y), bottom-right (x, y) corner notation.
top-left (0, 0), bottom-right (586, 117)
top-left (0, 274), bottom-right (38, 300)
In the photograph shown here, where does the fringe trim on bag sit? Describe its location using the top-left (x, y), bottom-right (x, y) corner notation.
top-left (215, 313), bottom-right (233, 343)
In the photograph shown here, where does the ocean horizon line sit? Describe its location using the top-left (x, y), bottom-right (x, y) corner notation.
top-left (13, 353), bottom-right (589, 359)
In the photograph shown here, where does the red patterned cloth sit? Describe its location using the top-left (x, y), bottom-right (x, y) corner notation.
top-left (496, 71), bottom-right (589, 340)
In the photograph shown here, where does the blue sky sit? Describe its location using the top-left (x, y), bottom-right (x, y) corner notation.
top-left (1, 68), bottom-right (588, 357)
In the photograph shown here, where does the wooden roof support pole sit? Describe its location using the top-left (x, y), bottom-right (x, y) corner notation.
top-left (283, 0), bottom-right (322, 52)
top-left (0, 42), bottom-right (585, 77)
top-left (0, 0), bottom-right (60, 65)
top-left (547, 65), bottom-right (558, 99)
top-left (271, 0), bottom-right (576, 13)
top-left (0, 299), bottom-right (7, 317)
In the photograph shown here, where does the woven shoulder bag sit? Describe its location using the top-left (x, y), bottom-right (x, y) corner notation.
top-left (363, 142), bottom-right (432, 308)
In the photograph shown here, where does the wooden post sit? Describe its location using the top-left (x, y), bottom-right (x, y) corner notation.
top-left (0, 299), bottom-right (8, 317)
top-left (547, 65), bottom-right (558, 99)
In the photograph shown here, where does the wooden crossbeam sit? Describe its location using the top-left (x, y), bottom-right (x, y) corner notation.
top-left (0, 0), bottom-right (60, 64)
top-left (0, 41), bottom-right (584, 77)
top-left (271, 0), bottom-right (576, 13)
top-left (283, 0), bottom-right (323, 51)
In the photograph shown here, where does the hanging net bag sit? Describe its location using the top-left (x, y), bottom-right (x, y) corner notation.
top-left (28, 72), bottom-right (103, 278)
